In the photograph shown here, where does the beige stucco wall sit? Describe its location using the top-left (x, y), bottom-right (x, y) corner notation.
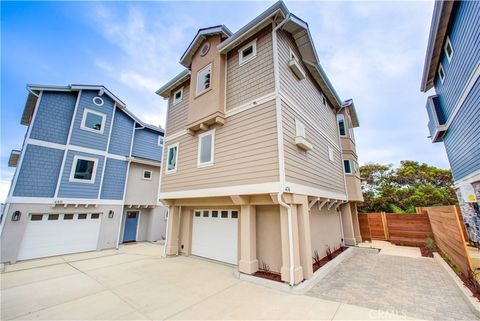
top-left (125, 162), bottom-right (160, 206)
top-left (256, 205), bottom-right (282, 273)
top-left (161, 99), bottom-right (279, 192)
top-left (166, 82), bottom-right (190, 136)
top-left (309, 206), bottom-right (343, 258)
top-left (226, 25), bottom-right (274, 110)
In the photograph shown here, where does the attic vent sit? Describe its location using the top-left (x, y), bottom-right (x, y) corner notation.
top-left (200, 42), bottom-right (210, 56)
top-left (93, 96), bottom-right (104, 106)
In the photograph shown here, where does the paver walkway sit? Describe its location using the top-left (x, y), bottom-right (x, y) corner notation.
top-left (307, 249), bottom-right (478, 320)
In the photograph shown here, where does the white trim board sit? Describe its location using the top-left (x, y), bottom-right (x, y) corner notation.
top-left (285, 182), bottom-right (347, 201)
top-left (454, 170), bottom-right (480, 187)
top-left (159, 182), bottom-right (281, 199)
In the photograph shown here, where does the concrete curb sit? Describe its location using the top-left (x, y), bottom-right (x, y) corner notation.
top-left (434, 252), bottom-right (480, 318)
top-left (235, 246), bottom-right (366, 295)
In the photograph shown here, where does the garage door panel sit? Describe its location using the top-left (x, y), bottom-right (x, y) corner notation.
top-left (191, 210), bottom-right (238, 265)
top-left (17, 214), bottom-right (102, 261)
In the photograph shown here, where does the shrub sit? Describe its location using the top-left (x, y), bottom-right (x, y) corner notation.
top-left (425, 237), bottom-right (437, 251)
top-left (312, 250), bottom-right (321, 266)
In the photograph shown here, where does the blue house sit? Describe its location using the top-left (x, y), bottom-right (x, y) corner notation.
top-left (1, 84), bottom-right (167, 263)
top-left (421, 1), bottom-right (480, 244)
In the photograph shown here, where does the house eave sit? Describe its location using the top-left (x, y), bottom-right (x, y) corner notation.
top-left (155, 70), bottom-right (191, 98)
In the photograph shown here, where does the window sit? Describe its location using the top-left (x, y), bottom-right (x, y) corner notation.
top-left (158, 136), bottom-right (164, 146)
top-left (143, 170), bottom-right (152, 180)
top-left (348, 118), bottom-right (356, 143)
top-left (91, 213), bottom-right (100, 219)
top-left (239, 39), bottom-right (257, 65)
top-left (69, 156), bottom-right (98, 183)
top-left (438, 63), bottom-right (445, 83)
top-left (80, 109), bottom-right (106, 134)
top-left (78, 214), bottom-right (87, 219)
top-left (231, 211), bottom-right (238, 219)
top-left (31, 214), bottom-right (43, 221)
top-left (328, 146), bottom-right (334, 162)
top-left (166, 143), bottom-right (179, 173)
top-left (353, 161), bottom-right (359, 176)
top-left (48, 214), bottom-right (59, 220)
top-left (203, 210), bottom-right (209, 217)
top-left (212, 210), bottom-right (218, 218)
top-left (295, 119), bottom-right (306, 138)
top-left (64, 214), bottom-right (74, 220)
top-left (322, 96), bottom-right (326, 106)
top-left (221, 211), bottom-right (228, 218)
top-left (92, 96), bottom-right (104, 106)
top-left (343, 159), bottom-right (352, 174)
top-left (444, 36), bottom-right (453, 62)
top-left (196, 64), bottom-right (212, 95)
top-left (195, 211), bottom-right (201, 217)
top-left (198, 130), bottom-right (215, 167)
top-left (289, 48), bottom-right (298, 62)
top-left (173, 87), bottom-right (183, 105)
top-left (337, 114), bottom-right (346, 136)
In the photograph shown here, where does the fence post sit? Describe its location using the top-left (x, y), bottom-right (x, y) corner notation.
top-left (381, 212), bottom-right (389, 241)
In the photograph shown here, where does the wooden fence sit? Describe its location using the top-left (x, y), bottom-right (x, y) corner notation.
top-left (359, 206), bottom-right (473, 275)
top-left (358, 212), bottom-right (433, 246)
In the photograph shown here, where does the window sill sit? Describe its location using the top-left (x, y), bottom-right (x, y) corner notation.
top-left (295, 136), bottom-right (312, 151)
top-left (195, 87), bottom-right (212, 99)
top-left (197, 162), bottom-right (214, 168)
top-left (289, 59), bottom-right (305, 80)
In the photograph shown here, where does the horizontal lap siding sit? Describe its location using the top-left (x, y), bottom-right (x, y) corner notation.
top-left (132, 128), bottom-right (162, 162)
top-left (30, 91), bottom-right (77, 145)
top-left (444, 77), bottom-right (480, 181)
top-left (278, 30), bottom-right (338, 143)
top-left (109, 109), bottom-right (134, 156)
top-left (282, 102), bottom-right (345, 195)
top-left (436, 1), bottom-right (480, 118)
top-left (69, 91), bottom-right (114, 151)
top-left (13, 145), bottom-right (64, 197)
top-left (57, 150), bottom-right (104, 199)
top-left (166, 83), bottom-right (189, 136)
top-left (100, 158), bottom-right (128, 200)
top-left (161, 100), bottom-right (279, 192)
top-left (226, 25), bottom-right (274, 109)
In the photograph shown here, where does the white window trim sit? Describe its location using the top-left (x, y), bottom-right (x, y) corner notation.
top-left (344, 159), bottom-right (353, 175)
top-left (143, 170), bottom-right (152, 180)
top-left (328, 146), bottom-right (334, 162)
top-left (172, 87), bottom-right (183, 105)
top-left (295, 118), bottom-right (306, 138)
top-left (289, 48), bottom-right (299, 62)
top-left (444, 36), bottom-right (454, 63)
top-left (158, 135), bottom-right (164, 146)
top-left (197, 129), bottom-right (215, 168)
top-left (166, 143), bottom-right (179, 174)
top-left (92, 96), bottom-right (104, 106)
top-left (238, 39), bottom-right (257, 66)
top-left (337, 114), bottom-right (346, 137)
top-left (438, 63), bottom-right (445, 84)
top-left (196, 63), bottom-right (212, 96)
top-left (80, 108), bottom-right (106, 134)
top-left (69, 155), bottom-right (98, 184)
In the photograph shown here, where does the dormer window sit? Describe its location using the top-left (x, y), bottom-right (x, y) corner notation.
top-left (444, 36), bottom-right (453, 62)
top-left (173, 87), bottom-right (183, 105)
top-left (239, 39), bottom-right (257, 65)
top-left (196, 64), bottom-right (211, 95)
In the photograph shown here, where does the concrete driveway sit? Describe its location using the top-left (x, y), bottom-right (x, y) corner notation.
top-left (1, 242), bottom-right (415, 321)
top-left (307, 248), bottom-right (477, 321)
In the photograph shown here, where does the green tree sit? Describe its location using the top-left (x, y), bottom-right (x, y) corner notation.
top-left (358, 160), bottom-right (457, 213)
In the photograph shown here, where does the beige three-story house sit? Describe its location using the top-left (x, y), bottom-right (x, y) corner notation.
top-left (156, 1), bottom-right (363, 285)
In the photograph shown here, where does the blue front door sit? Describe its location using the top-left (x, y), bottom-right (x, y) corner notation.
top-left (123, 211), bottom-right (139, 243)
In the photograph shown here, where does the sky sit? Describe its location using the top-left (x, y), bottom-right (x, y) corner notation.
top-left (0, 0), bottom-right (450, 203)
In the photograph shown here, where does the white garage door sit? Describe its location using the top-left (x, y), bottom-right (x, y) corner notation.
top-left (17, 213), bottom-right (102, 261)
top-left (191, 209), bottom-right (238, 264)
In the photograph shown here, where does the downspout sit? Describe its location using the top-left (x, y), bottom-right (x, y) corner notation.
top-left (272, 14), bottom-right (295, 286)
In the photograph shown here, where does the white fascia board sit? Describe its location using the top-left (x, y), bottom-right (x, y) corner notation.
top-left (285, 182), bottom-right (347, 201)
top-left (159, 182), bottom-right (281, 199)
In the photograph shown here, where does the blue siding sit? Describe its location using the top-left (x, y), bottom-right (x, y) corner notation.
top-left (100, 158), bottom-right (128, 200)
top-left (13, 145), bottom-right (64, 197)
top-left (435, 1), bottom-right (480, 118)
top-left (132, 128), bottom-right (162, 161)
top-left (444, 77), bottom-right (480, 181)
top-left (30, 92), bottom-right (77, 144)
top-left (108, 109), bottom-right (134, 156)
top-left (69, 90), bottom-right (114, 151)
top-left (57, 150), bottom-right (105, 199)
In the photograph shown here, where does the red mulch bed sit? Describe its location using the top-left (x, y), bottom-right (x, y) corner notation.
top-left (420, 245), bottom-right (434, 257)
top-left (254, 270), bottom-right (282, 282)
top-left (459, 273), bottom-right (480, 301)
top-left (312, 247), bottom-right (348, 273)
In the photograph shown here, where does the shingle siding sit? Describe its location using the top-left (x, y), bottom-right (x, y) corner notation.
top-left (29, 91), bottom-right (77, 144)
top-left (132, 128), bottom-right (162, 161)
top-left (444, 77), bottom-right (480, 181)
top-left (100, 158), bottom-right (128, 200)
top-left (57, 150), bottom-right (104, 199)
top-left (13, 145), bottom-right (64, 197)
top-left (109, 109), bottom-right (134, 156)
top-left (69, 90), bottom-right (114, 151)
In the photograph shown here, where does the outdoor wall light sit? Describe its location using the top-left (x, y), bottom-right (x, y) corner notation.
top-left (108, 210), bottom-right (114, 218)
top-left (11, 211), bottom-right (21, 221)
